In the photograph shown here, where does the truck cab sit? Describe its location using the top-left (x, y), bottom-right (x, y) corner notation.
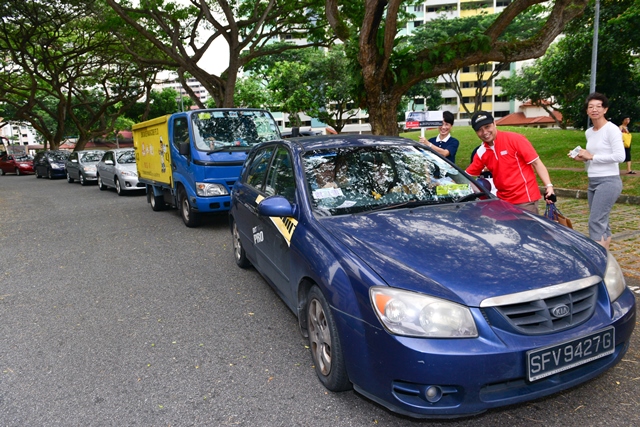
top-left (133, 109), bottom-right (281, 227)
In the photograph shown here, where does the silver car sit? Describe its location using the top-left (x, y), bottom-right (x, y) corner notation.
top-left (96, 148), bottom-right (144, 195)
top-left (65, 150), bottom-right (104, 185)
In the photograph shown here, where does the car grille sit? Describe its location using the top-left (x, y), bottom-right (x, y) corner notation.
top-left (483, 285), bottom-right (598, 335)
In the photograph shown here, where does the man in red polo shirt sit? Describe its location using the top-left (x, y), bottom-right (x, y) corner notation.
top-left (466, 111), bottom-right (555, 214)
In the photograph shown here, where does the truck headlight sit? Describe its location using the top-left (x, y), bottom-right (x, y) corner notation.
top-left (196, 182), bottom-right (229, 197)
top-left (604, 251), bottom-right (626, 302)
top-left (370, 287), bottom-right (477, 338)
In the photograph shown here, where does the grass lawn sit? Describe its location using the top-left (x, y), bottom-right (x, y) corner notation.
top-left (400, 126), bottom-right (640, 197)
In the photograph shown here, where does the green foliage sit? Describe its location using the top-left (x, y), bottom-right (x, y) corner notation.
top-left (124, 88), bottom-right (181, 122)
top-left (500, 0), bottom-right (640, 129)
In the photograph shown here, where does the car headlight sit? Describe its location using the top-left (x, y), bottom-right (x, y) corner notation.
top-left (119, 170), bottom-right (137, 177)
top-left (196, 182), bottom-right (229, 197)
top-left (370, 287), bottom-right (478, 338)
top-left (51, 163), bottom-right (63, 169)
top-left (603, 251), bottom-right (626, 302)
top-left (83, 166), bottom-right (97, 172)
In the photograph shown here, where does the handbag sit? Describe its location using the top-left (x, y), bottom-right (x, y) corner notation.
top-left (544, 203), bottom-right (573, 229)
top-left (622, 132), bottom-right (632, 148)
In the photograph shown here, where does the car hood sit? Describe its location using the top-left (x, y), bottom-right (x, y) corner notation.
top-left (318, 200), bottom-right (605, 307)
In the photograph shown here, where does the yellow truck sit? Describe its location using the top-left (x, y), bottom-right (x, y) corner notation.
top-left (133, 108), bottom-right (281, 227)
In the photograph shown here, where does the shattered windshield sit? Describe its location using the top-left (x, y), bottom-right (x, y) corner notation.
top-left (80, 151), bottom-right (103, 163)
top-left (117, 150), bottom-right (136, 164)
top-left (191, 110), bottom-right (280, 152)
top-left (303, 144), bottom-right (488, 216)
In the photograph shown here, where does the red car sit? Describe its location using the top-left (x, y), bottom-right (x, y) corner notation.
top-left (0, 153), bottom-right (35, 175)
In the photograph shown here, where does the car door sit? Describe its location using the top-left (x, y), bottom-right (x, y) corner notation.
top-left (233, 145), bottom-right (276, 269)
top-left (98, 151), bottom-right (115, 187)
top-left (67, 152), bottom-right (79, 179)
top-left (257, 146), bottom-right (297, 294)
top-left (0, 155), bottom-right (12, 173)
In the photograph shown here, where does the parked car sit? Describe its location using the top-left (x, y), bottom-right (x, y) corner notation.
top-left (65, 150), bottom-right (104, 185)
top-left (0, 152), bottom-right (34, 175)
top-left (34, 150), bottom-right (70, 179)
top-left (96, 148), bottom-right (144, 195)
top-left (229, 134), bottom-right (636, 418)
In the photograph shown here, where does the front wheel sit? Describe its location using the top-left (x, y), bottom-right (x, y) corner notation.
top-left (79, 173), bottom-right (86, 186)
top-left (66, 172), bottom-right (74, 183)
top-left (47, 168), bottom-right (53, 179)
top-left (115, 177), bottom-right (123, 196)
top-left (232, 219), bottom-right (251, 268)
top-left (306, 286), bottom-right (351, 392)
top-left (15, 168), bottom-right (21, 176)
top-left (178, 187), bottom-right (200, 227)
top-left (97, 174), bottom-right (106, 191)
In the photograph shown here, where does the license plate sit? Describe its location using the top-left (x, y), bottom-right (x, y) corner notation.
top-left (527, 327), bottom-right (615, 382)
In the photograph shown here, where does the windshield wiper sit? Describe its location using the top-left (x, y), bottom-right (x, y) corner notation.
top-left (206, 147), bottom-right (231, 155)
top-left (354, 199), bottom-right (440, 215)
top-left (455, 192), bottom-right (487, 203)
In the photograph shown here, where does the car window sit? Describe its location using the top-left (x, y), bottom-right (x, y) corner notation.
top-left (303, 144), bottom-right (482, 216)
top-left (69, 153), bottom-right (78, 161)
top-left (49, 152), bottom-right (68, 161)
top-left (172, 117), bottom-right (189, 149)
top-left (244, 146), bottom-right (275, 190)
top-left (116, 151), bottom-right (135, 164)
top-left (102, 152), bottom-right (114, 162)
top-left (264, 147), bottom-right (296, 203)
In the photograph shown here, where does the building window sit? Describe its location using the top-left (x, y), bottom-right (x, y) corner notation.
top-left (413, 20), bottom-right (422, 27)
top-left (413, 5), bottom-right (423, 12)
top-left (494, 111), bottom-right (510, 117)
top-left (494, 95), bottom-right (510, 102)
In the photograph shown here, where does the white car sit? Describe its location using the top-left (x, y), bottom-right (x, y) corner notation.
top-left (96, 148), bottom-right (144, 195)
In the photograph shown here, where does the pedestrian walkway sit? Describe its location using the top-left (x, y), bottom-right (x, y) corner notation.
top-left (543, 197), bottom-right (640, 279)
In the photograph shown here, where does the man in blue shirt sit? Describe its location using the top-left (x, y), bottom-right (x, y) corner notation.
top-left (419, 111), bottom-right (459, 163)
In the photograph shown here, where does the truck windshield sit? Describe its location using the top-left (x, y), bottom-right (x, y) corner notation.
top-left (191, 110), bottom-right (280, 152)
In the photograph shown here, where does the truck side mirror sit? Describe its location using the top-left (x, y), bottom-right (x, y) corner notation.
top-left (178, 142), bottom-right (190, 156)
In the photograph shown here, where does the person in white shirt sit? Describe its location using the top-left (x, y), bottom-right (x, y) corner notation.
top-left (570, 92), bottom-right (625, 249)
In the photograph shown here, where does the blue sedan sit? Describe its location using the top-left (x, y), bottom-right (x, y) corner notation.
top-left (229, 135), bottom-right (635, 418)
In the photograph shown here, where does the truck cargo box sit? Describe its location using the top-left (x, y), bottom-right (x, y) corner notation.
top-left (132, 115), bottom-right (172, 186)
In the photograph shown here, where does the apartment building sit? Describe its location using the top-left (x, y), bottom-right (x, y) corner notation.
top-left (400, 0), bottom-right (517, 122)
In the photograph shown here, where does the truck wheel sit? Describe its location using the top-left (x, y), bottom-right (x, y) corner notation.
top-left (178, 188), bottom-right (200, 227)
top-left (232, 219), bottom-right (251, 268)
top-left (148, 189), bottom-right (166, 211)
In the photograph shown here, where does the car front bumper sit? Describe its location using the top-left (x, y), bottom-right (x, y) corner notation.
top-left (336, 287), bottom-right (636, 418)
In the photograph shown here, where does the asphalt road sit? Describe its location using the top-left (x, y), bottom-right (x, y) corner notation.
top-left (1, 175), bottom-right (639, 427)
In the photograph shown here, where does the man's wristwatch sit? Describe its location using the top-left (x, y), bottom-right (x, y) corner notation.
top-left (545, 183), bottom-right (554, 188)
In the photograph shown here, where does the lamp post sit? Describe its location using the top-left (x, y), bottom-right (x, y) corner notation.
top-left (588, 0), bottom-right (600, 127)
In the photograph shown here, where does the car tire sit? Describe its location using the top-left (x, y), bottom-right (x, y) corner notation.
top-left (0, 169), bottom-right (5, 176)
top-left (306, 286), bottom-right (351, 392)
top-left (115, 177), bottom-right (123, 196)
top-left (47, 168), bottom-right (53, 179)
top-left (232, 219), bottom-right (251, 269)
top-left (16, 168), bottom-right (21, 176)
top-left (178, 187), bottom-right (200, 227)
top-left (66, 172), bottom-right (74, 183)
top-left (79, 173), bottom-right (86, 186)
top-left (97, 174), bottom-right (106, 191)
top-left (35, 168), bottom-right (41, 178)
top-left (148, 189), bottom-right (166, 211)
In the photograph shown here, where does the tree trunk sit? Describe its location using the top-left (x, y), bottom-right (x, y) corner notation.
top-left (365, 90), bottom-right (403, 136)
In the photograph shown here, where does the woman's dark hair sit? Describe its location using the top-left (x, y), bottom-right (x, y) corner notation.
top-left (585, 92), bottom-right (609, 110)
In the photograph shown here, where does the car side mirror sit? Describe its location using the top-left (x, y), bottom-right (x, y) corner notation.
top-left (178, 142), bottom-right (191, 156)
top-left (258, 195), bottom-right (297, 218)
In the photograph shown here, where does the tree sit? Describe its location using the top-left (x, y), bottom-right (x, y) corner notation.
top-left (106, 0), bottom-right (333, 108)
top-left (124, 87), bottom-right (182, 122)
top-left (0, 0), bottom-right (160, 150)
top-left (498, 0), bottom-right (640, 129)
top-left (325, 0), bottom-right (590, 135)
